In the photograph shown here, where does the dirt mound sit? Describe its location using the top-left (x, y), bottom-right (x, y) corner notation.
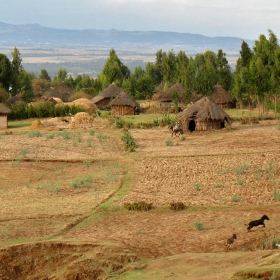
top-left (28, 119), bottom-right (45, 130)
top-left (0, 241), bottom-right (140, 279)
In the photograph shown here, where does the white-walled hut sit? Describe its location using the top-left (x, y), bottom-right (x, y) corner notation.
top-left (177, 97), bottom-right (232, 132)
top-left (109, 91), bottom-right (139, 116)
top-left (0, 104), bottom-right (11, 129)
top-left (91, 84), bottom-right (121, 108)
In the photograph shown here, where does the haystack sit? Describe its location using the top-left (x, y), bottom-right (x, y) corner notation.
top-left (69, 98), bottom-right (97, 115)
top-left (29, 119), bottom-right (45, 130)
top-left (71, 112), bottom-right (94, 128)
top-left (177, 97), bottom-right (232, 132)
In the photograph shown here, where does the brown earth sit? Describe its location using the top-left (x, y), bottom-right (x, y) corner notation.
top-left (0, 119), bottom-right (280, 279)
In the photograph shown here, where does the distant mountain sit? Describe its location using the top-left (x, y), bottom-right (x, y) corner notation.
top-left (0, 21), bottom-right (254, 53)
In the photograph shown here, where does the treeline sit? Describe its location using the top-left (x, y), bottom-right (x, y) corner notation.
top-left (0, 30), bottom-right (280, 113)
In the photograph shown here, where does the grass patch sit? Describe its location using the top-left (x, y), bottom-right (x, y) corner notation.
top-left (193, 182), bottom-right (201, 191)
top-left (123, 201), bottom-right (153, 211)
top-left (272, 190), bottom-right (280, 201)
top-left (231, 195), bottom-right (242, 202)
top-left (194, 222), bottom-right (204, 230)
top-left (27, 130), bottom-right (42, 138)
top-left (70, 175), bottom-right (93, 188)
top-left (165, 139), bottom-right (173, 146)
top-left (121, 129), bottom-right (136, 152)
top-left (170, 202), bottom-right (186, 211)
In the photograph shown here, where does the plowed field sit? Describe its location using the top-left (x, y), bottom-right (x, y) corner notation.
top-left (1, 119), bottom-right (280, 279)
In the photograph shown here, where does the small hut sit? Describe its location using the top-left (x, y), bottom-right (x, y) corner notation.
top-left (210, 84), bottom-right (236, 109)
top-left (152, 82), bottom-right (166, 100)
top-left (0, 104), bottom-right (11, 129)
top-left (109, 91), bottom-right (139, 116)
top-left (91, 84), bottom-right (121, 108)
top-left (45, 82), bottom-right (75, 102)
top-left (156, 82), bottom-right (186, 103)
top-left (177, 97), bottom-right (232, 132)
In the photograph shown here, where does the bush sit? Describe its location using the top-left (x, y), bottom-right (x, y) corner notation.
top-left (121, 129), bottom-right (136, 152)
top-left (194, 222), bottom-right (204, 230)
top-left (170, 202), bottom-right (186, 211)
top-left (123, 201), bottom-right (153, 211)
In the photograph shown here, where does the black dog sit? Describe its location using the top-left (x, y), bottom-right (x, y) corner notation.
top-left (245, 215), bottom-right (269, 232)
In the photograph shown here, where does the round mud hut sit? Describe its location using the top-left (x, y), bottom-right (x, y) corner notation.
top-left (177, 97), bottom-right (232, 132)
top-left (91, 83), bottom-right (121, 109)
top-left (109, 91), bottom-right (139, 116)
top-left (0, 104), bottom-right (11, 129)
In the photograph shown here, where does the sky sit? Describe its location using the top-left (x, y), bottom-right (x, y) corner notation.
top-left (1, 0), bottom-right (280, 40)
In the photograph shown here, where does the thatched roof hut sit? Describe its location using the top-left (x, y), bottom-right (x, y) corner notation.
top-left (91, 84), bottom-right (121, 108)
top-left (152, 82), bottom-right (166, 100)
top-left (156, 82), bottom-right (186, 105)
top-left (0, 103), bottom-right (11, 129)
top-left (109, 91), bottom-right (139, 116)
top-left (45, 82), bottom-right (75, 102)
top-left (210, 84), bottom-right (236, 109)
top-left (177, 97), bottom-right (232, 132)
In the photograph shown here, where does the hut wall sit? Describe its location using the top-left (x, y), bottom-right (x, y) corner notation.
top-left (0, 115), bottom-right (8, 129)
top-left (181, 119), bottom-right (223, 132)
top-left (111, 105), bottom-right (135, 116)
top-left (95, 98), bottom-right (111, 108)
top-left (217, 102), bottom-right (236, 109)
top-left (196, 120), bottom-right (222, 131)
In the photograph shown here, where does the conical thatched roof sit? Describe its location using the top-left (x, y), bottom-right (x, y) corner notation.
top-left (210, 84), bottom-right (235, 103)
top-left (178, 97), bottom-right (232, 124)
top-left (109, 91), bottom-right (139, 107)
top-left (156, 82), bottom-right (186, 102)
top-left (0, 103), bottom-right (11, 114)
top-left (91, 84), bottom-right (121, 103)
top-left (45, 82), bottom-right (75, 101)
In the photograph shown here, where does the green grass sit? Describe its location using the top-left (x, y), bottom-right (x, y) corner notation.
top-left (8, 120), bottom-right (33, 128)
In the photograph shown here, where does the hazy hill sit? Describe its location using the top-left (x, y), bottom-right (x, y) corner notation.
top-left (0, 21), bottom-right (253, 53)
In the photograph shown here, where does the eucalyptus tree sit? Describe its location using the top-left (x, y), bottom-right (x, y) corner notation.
top-left (216, 49), bottom-right (233, 90)
top-left (39, 68), bottom-right (51, 81)
top-left (99, 48), bottom-right (130, 88)
top-left (0, 53), bottom-right (12, 91)
top-left (10, 47), bottom-right (23, 96)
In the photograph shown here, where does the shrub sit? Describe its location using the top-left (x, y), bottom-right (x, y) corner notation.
top-left (231, 195), bottom-right (241, 202)
top-left (165, 139), bottom-right (173, 146)
top-left (70, 175), bottom-right (93, 188)
top-left (272, 190), bottom-right (280, 201)
top-left (194, 222), bottom-right (204, 230)
top-left (121, 129), bottom-right (136, 152)
top-left (193, 182), bottom-right (201, 191)
top-left (28, 130), bottom-right (42, 138)
top-left (170, 202), bottom-right (186, 211)
top-left (123, 201), bottom-right (153, 211)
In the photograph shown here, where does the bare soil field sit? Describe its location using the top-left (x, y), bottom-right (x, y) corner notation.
top-left (0, 119), bottom-right (280, 279)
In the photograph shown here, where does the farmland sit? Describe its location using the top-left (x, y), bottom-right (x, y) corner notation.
top-left (0, 115), bottom-right (280, 279)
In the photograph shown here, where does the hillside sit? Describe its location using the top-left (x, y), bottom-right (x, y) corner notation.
top-left (0, 117), bottom-right (280, 279)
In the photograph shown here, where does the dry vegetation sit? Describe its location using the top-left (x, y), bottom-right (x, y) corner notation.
top-left (1, 117), bottom-right (280, 279)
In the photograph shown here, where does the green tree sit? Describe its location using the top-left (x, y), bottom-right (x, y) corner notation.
top-left (0, 82), bottom-right (10, 103)
top-left (0, 53), bottom-right (12, 91)
top-left (39, 68), bottom-right (51, 81)
top-left (99, 49), bottom-right (130, 88)
top-left (10, 47), bottom-right (23, 96)
top-left (216, 49), bottom-right (233, 90)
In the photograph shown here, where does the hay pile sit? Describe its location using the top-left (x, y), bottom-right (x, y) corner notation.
top-left (41, 117), bottom-right (71, 129)
top-left (71, 112), bottom-right (94, 128)
top-left (67, 98), bottom-right (97, 115)
top-left (29, 119), bottom-right (45, 130)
